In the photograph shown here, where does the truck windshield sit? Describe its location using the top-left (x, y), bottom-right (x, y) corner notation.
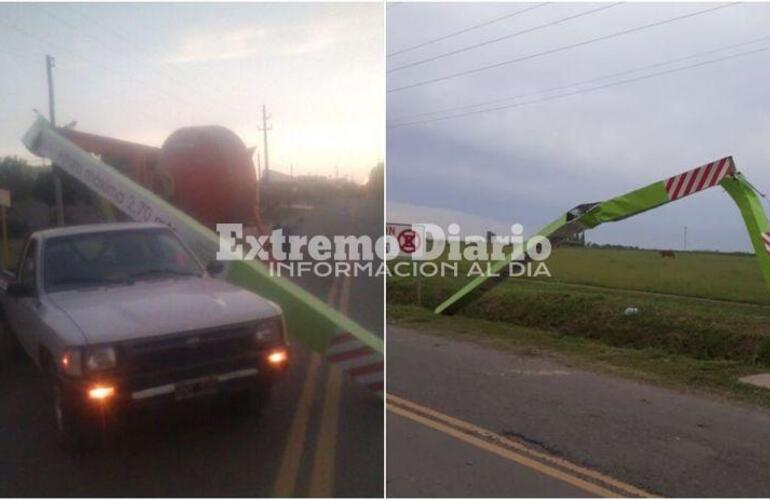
top-left (43, 228), bottom-right (203, 292)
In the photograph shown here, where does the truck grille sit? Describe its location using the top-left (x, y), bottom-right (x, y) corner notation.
top-left (118, 324), bottom-right (256, 390)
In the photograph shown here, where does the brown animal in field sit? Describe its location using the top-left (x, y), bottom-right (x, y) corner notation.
top-left (660, 250), bottom-right (676, 258)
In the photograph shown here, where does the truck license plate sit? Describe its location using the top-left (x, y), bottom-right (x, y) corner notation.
top-left (175, 376), bottom-right (218, 400)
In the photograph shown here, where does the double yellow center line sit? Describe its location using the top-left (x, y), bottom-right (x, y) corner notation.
top-left (387, 394), bottom-right (653, 498)
top-left (273, 275), bottom-right (351, 497)
top-left (273, 277), bottom-right (646, 498)
top-left (308, 275), bottom-right (351, 496)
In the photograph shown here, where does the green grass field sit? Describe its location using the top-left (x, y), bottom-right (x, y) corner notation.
top-left (529, 246), bottom-right (769, 305)
top-left (403, 244), bottom-right (769, 304)
top-left (388, 246), bottom-right (770, 366)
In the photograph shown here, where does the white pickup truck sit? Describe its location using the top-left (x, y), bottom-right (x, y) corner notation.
top-left (2, 222), bottom-right (290, 450)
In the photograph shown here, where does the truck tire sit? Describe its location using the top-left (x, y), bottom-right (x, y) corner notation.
top-left (49, 374), bottom-right (97, 452)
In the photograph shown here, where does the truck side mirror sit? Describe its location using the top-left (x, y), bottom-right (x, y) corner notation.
top-left (206, 261), bottom-right (224, 275)
top-left (6, 282), bottom-right (34, 298)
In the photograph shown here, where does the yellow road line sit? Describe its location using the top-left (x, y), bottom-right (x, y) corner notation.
top-left (388, 403), bottom-right (620, 498)
top-left (388, 395), bottom-right (652, 498)
top-left (273, 354), bottom-right (322, 497)
top-left (272, 278), bottom-right (339, 497)
top-left (309, 367), bottom-right (343, 496)
top-left (308, 274), bottom-right (352, 497)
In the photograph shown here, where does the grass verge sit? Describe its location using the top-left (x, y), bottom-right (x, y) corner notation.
top-left (389, 275), bottom-right (770, 365)
top-left (389, 304), bottom-right (770, 408)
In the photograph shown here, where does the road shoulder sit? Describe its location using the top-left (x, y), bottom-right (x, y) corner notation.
top-left (388, 304), bottom-right (770, 409)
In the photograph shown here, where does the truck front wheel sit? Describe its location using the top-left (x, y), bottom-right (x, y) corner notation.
top-left (50, 378), bottom-right (97, 452)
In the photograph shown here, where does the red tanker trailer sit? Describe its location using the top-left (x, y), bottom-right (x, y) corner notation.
top-left (59, 126), bottom-right (263, 229)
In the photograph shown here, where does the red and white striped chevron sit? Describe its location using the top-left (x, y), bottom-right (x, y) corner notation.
top-left (663, 157), bottom-right (735, 201)
top-left (326, 332), bottom-right (383, 394)
top-left (762, 232), bottom-right (770, 258)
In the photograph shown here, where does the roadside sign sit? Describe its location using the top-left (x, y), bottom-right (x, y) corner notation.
top-left (386, 222), bottom-right (425, 258)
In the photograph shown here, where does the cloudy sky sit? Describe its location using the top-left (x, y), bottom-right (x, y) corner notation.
top-left (0, 2), bottom-right (382, 182)
top-left (387, 2), bottom-right (770, 252)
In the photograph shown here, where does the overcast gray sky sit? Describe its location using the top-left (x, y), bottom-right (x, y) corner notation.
top-left (0, 2), bottom-right (382, 182)
top-left (387, 2), bottom-right (770, 252)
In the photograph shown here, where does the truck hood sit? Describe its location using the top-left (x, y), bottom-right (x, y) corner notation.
top-left (47, 277), bottom-right (280, 344)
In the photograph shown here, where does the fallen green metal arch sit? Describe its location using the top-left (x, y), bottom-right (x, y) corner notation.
top-left (435, 156), bottom-right (770, 315)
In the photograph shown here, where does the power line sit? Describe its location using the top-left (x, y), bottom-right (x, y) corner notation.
top-left (0, 20), bottom-right (127, 78)
top-left (67, 8), bottom-right (194, 84)
top-left (69, 6), bottom-right (236, 109)
top-left (3, 9), bottom-right (268, 160)
top-left (16, 7), bottom-right (249, 122)
top-left (392, 32), bottom-right (770, 122)
top-left (388, 42), bottom-right (770, 128)
top-left (387, 2), bottom-right (739, 93)
top-left (67, 6), bottom-right (272, 125)
top-left (387, 3), bottom-right (548, 58)
top-left (0, 19), bottom-right (187, 125)
top-left (39, 7), bottom-right (207, 109)
top-left (0, 18), bottom-right (66, 55)
top-left (0, 16), bottom-right (191, 107)
top-left (388, 3), bottom-right (621, 73)
top-left (0, 46), bottom-right (40, 65)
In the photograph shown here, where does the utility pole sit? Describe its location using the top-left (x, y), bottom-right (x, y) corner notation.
top-left (46, 55), bottom-right (65, 226)
top-left (259, 105), bottom-right (271, 183)
top-left (683, 225), bottom-right (688, 251)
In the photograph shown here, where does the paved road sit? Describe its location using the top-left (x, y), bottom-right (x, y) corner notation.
top-left (0, 197), bottom-right (383, 497)
top-left (387, 325), bottom-right (770, 497)
top-left (388, 412), bottom-right (591, 498)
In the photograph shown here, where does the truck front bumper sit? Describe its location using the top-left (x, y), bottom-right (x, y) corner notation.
top-left (130, 366), bottom-right (259, 401)
top-left (60, 346), bottom-right (290, 411)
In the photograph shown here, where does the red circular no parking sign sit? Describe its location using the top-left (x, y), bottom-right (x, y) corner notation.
top-left (398, 229), bottom-right (420, 254)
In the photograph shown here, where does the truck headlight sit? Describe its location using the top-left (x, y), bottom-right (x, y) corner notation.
top-left (85, 347), bottom-right (117, 371)
top-left (254, 317), bottom-right (283, 344)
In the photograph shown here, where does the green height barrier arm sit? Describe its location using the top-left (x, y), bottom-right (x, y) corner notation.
top-left (436, 156), bottom-right (770, 314)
